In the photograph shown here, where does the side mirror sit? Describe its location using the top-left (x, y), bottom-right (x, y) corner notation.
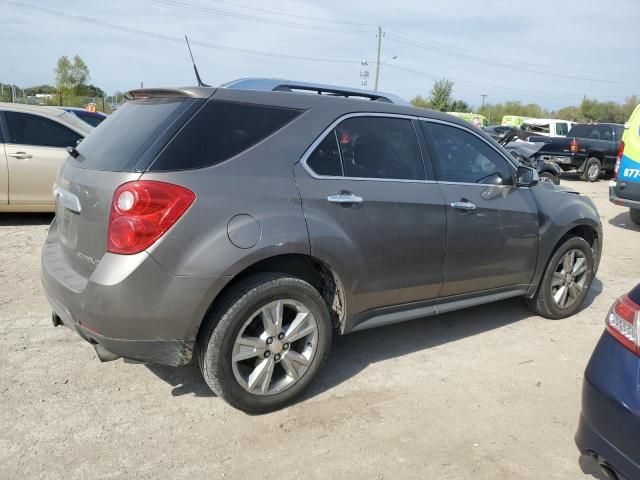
top-left (516, 165), bottom-right (539, 187)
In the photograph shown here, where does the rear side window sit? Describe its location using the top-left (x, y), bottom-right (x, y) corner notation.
top-left (151, 101), bottom-right (302, 171)
top-left (4, 111), bottom-right (82, 148)
top-left (75, 97), bottom-right (200, 171)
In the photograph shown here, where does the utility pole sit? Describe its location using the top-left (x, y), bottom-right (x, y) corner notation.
top-left (11, 68), bottom-right (16, 103)
top-left (374, 26), bottom-right (383, 92)
top-left (481, 94), bottom-right (488, 107)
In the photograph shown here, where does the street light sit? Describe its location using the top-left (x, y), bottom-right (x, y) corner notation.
top-left (374, 55), bottom-right (398, 91)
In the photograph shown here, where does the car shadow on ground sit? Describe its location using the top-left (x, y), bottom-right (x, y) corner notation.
top-left (608, 210), bottom-right (640, 232)
top-left (147, 279), bottom-right (602, 402)
top-left (0, 213), bottom-right (54, 226)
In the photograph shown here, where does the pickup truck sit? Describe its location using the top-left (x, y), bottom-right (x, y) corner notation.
top-left (531, 123), bottom-right (624, 182)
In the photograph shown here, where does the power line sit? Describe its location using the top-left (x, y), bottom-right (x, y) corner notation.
top-left (384, 27), bottom-right (636, 80)
top-left (201, 0), bottom-right (370, 27)
top-left (385, 64), bottom-right (633, 100)
top-left (0, 1), bottom-right (362, 65)
top-left (153, 0), bottom-right (374, 35)
top-left (385, 33), bottom-right (632, 85)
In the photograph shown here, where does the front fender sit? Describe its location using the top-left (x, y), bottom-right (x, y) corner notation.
top-left (527, 185), bottom-right (602, 296)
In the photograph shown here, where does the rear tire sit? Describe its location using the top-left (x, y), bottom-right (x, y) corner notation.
top-left (631, 208), bottom-right (640, 226)
top-left (581, 158), bottom-right (601, 182)
top-left (526, 236), bottom-right (595, 319)
top-left (197, 272), bottom-right (332, 414)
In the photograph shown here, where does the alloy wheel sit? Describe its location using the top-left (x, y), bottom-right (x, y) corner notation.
top-left (551, 249), bottom-right (589, 309)
top-left (231, 299), bottom-right (318, 396)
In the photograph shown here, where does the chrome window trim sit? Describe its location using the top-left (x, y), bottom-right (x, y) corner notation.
top-left (419, 117), bottom-right (520, 171)
top-left (300, 112), bottom-right (437, 184)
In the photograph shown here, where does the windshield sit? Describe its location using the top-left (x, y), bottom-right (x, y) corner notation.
top-left (57, 110), bottom-right (93, 137)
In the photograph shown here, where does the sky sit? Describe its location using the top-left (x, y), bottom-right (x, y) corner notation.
top-left (1, 0), bottom-right (638, 110)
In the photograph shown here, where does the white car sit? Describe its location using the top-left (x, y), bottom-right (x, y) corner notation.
top-left (0, 103), bottom-right (93, 212)
top-left (520, 118), bottom-right (574, 139)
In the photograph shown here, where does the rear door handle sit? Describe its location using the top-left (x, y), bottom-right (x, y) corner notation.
top-left (450, 201), bottom-right (476, 211)
top-left (327, 193), bottom-right (364, 206)
top-left (8, 152), bottom-right (32, 159)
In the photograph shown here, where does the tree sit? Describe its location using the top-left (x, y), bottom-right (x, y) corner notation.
top-left (54, 54), bottom-right (91, 96)
top-left (428, 78), bottom-right (454, 112)
top-left (70, 55), bottom-right (90, 95)
top-left (55, 55), bottom-right (73, 92)
top-left (450, 99), bottom-right (470, 113)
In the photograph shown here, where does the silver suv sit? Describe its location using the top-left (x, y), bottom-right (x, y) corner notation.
top-left (42, 85), bottom-right (602, 413)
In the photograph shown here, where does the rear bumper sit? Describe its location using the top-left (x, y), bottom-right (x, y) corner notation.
top-left (576, 331), bottom-right (640, 480)
top-left (41, 236), bottom-right (226, 366)
top-left (610, 182), bottom-right (640, 209)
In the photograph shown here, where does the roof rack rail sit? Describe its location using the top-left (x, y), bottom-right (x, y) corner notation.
top-left (221, 78), bottom-right (408, 105)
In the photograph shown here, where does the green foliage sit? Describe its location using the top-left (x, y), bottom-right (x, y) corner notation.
top-left (429, 78), bottom-right (454, 111)
top-left (411, 78), bottom-right (466, 112)
top-left (54, 54), bottom-right (91, 96)
top-left (450, 100), bottom-right (471, 113)
top-left (479, 101), bottom-right (548, 124)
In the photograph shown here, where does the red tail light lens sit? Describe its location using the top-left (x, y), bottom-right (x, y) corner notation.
top-left (606, 294), bottom-right (640, 356)
top-left (613, 140), bottom-right (625, 179)
top-left (569, 139), bottom-right (578, 153)
top-left (108, 181), bottom-right (195, 254)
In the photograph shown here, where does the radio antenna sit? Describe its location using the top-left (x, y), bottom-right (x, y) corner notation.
top-left (185, 35), bottom-right (209, 87)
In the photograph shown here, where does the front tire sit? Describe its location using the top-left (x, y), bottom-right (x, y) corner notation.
top-left (198, 273), bottom-right (332, 414)
top-left (539, 172), bottom-right (558, 185)
top-left (630, 208), bottom-right (640, 226)
top-left (581, 158), bottom-right (601, 182)
top-left (526, 236), bottom-right (595, 319)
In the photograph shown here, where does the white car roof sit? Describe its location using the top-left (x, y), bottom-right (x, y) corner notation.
top-left (0, 102), bottom-right (93, 137)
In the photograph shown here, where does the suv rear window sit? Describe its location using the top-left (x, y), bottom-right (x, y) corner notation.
top-left (150, 101), bottom-right (302, 171)
top-left (75, 97), bottom-right (201, 171)
top-left (568, 124), bottom-right (614, 140)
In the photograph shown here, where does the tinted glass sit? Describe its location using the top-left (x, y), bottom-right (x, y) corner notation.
top-left (555, 122), bottom-right (569, 136)
top-left (4, 111), bottom-right (82, 148)
top-left (335, 117), bottom-right (424, 180)
top-left (425, 122), bottom-right (513, 185)
top-left (568, 124), bottom-right (615, 140)
top-left (74, 112), bottom-right (105, 127)
top-left (75, 97), bottom-right (200, 171)
top-left (307, 131), bottom-right (342, 176)
top-left (152, 101), bottom-right (302, 171)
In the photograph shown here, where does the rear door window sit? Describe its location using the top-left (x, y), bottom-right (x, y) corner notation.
top-left (335, 116), bottom-right (424, 180)
top-left (151, 101), bottom-right (302, 171)
top-left (3, 111), bottom-right (82, 148)
top-left (307, 132), bottom-right (343, 176)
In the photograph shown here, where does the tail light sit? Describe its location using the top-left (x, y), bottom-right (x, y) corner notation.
top-left (569, 139), bottom-right (579, 153)
top-left (613, 140), bottom-right (625, 179)
top-left (606, 294), bottom-right (640, 356)
top-left (108, 181), bottom-right (195, 254)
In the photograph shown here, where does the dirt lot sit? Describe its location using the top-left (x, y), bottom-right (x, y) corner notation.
top-left (1, 176), bottom-right (638, 480)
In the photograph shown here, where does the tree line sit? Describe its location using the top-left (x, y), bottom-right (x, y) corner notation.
top-left (411, 78), bottom-right (638, 125)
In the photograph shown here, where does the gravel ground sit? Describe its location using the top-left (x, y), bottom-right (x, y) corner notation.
top-left (1, 176), bottom-right (639, 480)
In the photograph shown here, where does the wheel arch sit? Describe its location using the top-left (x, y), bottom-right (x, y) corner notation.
top-left (195, 253), bottom-right (347, 347)
top-left (528, 220), bottom-right (601, 298)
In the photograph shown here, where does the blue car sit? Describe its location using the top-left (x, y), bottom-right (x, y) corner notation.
top-left (577, 283), bottom-right (640, 480)
top-left (62, 107), bottom-right (107, 127)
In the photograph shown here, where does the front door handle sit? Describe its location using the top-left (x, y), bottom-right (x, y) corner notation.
top-left (327, 193), bottom-right (364, 206)
top-left (8, 152), bottom-right (33, 159)
top-left (450, 201), bottom-right (476, 211)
